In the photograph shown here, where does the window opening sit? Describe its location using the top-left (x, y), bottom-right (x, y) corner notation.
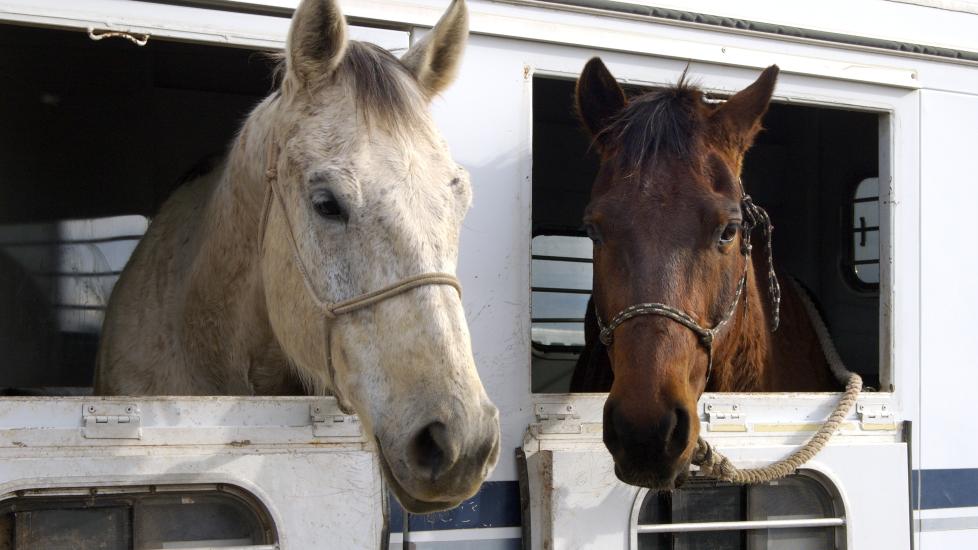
top-left (848, 177), bottom-right (881, 287)
top-left (0, 23), bottom-right (275, 393)
top-left (531, 233), bottom-right (592, 392)
top-left (530, 75), bottom-right (884, 392)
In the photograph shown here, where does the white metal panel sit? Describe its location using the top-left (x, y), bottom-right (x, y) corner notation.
top-left (566, 0), bottom-right (978, 55)
top-left (188, 0), bottom-right (978, 62)
top-left (0, 397), bottom-right (385, 549)
top-left (919, 90), bottom-right (978, 470)
top-left (77, 0), bottom-right (925, 86)
top-left (432, 32), bottom-right (534, 482)
top-left (523, 393), bottom-right (910, 549)
top-left (0, 0), bottom-right (408, 50)
top-left (14, 1), bottom-right (978, 94)
top-left (893, 0), bottom-right (978, 14)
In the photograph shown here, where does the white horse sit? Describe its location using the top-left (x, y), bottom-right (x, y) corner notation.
top-left (95, 0), bottom-right (499, 513)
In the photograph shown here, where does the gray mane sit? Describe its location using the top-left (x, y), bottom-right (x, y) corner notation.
top-left (275, 41), bottom-right (425, 128)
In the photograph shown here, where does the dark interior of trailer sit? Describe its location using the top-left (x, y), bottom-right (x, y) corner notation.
top-left (0, 24), bottom-right (274, 393)
top-left (530, 76), bottom-right (883, 393)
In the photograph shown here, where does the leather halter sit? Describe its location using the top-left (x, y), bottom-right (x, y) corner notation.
top-left (594, 183), bottom-right (781, 386)
top-left (258, 140), bottom-right (462, 403)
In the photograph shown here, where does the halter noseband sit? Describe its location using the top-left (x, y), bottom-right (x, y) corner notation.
top-left (594, 184), bottom-right (781, 386)
top-left (258, 140), bottom-right (462, 405)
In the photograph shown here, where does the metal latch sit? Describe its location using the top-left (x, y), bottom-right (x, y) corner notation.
top-left (310, 404), bottom-right (361, 437)
top-left (857, 403), bottom-right (895, 430)
top-left (705, 403), bottom-right (747, 432)
top-left (83, 403), bottom-right (141, 439)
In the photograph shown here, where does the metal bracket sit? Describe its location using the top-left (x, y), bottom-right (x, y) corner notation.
top-left (535, 403), bottom-right (578, 422)
top-left (533, 403), bottom-right (581, 434)
top-left (310, 404), bottom-right (361, 437)
top-left (88, 28), bottom-right (149, 46)
top-left (857, 403), bottom-right (896, 430)
top-left (83, 403), bottom-right (141, 439)
top-left (705, 403), bottom-right (747, 432)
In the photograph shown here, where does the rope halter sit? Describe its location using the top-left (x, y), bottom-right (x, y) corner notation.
top-left (593, 183), bottom-right (780, 386)
top-left (257, 140), bottom-right (462, 405)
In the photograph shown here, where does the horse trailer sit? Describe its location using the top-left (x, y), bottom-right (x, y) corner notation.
top-left (0, 0), bottom-right (975, 548)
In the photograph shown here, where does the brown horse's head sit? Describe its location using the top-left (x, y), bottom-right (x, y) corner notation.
top-left (575, 59), bottom-right (778, 489)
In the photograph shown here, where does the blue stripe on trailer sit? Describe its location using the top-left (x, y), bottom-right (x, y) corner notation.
top-left (389, 469), bottom-right (978, 529)
top-left (913, 469), bottom-right (978, 509)
top-left (389, 481), bottom-right (521, 532)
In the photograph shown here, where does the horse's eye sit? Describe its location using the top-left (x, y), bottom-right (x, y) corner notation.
top-left (718, 223), bottom-right (739, 246)
top-left (312, 191), bottom-right (345, 220)
top-left (584, 223), bottom-right (603, 244)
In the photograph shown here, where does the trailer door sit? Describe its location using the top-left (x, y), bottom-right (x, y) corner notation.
top-left (0, 396), bottom-right (385, 549)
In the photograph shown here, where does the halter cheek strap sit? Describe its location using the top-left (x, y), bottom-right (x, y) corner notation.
top-left (259, 141), bottom-right (463, 400)
top-left (594, 184), bottom-right (780, 387)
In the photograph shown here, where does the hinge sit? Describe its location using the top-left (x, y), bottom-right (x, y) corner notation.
top-left (705, 402), bottom-right (747, 432)
top-left (83, 403), bottom-right (142, 439)
top-left (310, 404), bottom-right (361, 437)
top-left (857, 403), bottom-right (896, 430)
top-left (533, 403), bottom-right (581, 434)
top-left (535, 403), bottom-right (578, 422)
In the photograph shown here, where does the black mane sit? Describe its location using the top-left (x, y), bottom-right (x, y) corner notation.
top-left (599, 78), bottom-right (704, 174)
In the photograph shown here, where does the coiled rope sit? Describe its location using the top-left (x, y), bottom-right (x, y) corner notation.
top-left (690, 278), bottom-right (863, 483)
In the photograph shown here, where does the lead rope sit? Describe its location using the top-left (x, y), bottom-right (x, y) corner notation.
top-left (691, 277), bottom-right (863, 483)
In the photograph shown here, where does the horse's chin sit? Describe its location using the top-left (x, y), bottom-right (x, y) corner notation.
top-left (375, 440), bottom-right (463, 514)
top-left (613, 461), bottom-right (691, 491)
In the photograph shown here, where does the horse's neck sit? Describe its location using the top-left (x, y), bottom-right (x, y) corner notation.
top-left (181, 113), bottom-right (295, 393)
top-left (711, 262), bottom-right (772, 392)
top-left (714, 255), bottom-right (838, 392)
top-left (569, 297), bottom-right (614, 392)
top-left (764, 277), bottom-right (839, 391)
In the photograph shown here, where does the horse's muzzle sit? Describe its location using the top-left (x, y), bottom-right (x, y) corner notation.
top-left (378, 400), bottom-right (500, 513)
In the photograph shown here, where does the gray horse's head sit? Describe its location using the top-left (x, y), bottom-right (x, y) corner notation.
top-left (259, 0), bottom-right (499, 513)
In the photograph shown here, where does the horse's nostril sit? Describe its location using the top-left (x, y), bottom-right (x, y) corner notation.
top-left (670, 407), bottom-right (691, 453)
top-left (410, 422), bottom-right (451, 481)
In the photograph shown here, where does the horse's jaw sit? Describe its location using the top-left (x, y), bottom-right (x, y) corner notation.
top-left (613, 458), bottom-right (692, 491)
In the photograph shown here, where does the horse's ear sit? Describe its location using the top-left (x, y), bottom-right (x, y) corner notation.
top-left (285, 0), bottom-right (348, 89)
top-left (401, 0), bottom-right (469, 98)
top-left (576, 57), bottom-right (626, 142)
top-left (713, 65), bottom-right (779, 151)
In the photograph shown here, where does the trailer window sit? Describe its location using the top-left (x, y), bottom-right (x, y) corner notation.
top-left (0, 484), bottom-right (277, 549)
top-left (530, 75), bottom-right (885, 392)
top-left (631, 473), bottom-right (845, 550)
top-left (0, 215), bottom-right (148, 393)
top-left (531, 234), bottom-right (591, 392)
top-left (849, 177), bottom-right (881, 287)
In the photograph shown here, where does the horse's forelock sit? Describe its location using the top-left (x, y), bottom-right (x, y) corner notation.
top-left (274, 41), bottom-right (427, 132)
top-left (599, 81), bottom-right (705, 178)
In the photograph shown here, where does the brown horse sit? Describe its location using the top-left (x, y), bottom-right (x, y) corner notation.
top-left (568, 59), bottom-right (839, 490)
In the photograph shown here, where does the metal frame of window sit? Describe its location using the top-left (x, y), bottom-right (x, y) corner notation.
top-left (628, 470), bottom-right (848, 550)
top-left (0, 483), bottom-right (279, 550)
